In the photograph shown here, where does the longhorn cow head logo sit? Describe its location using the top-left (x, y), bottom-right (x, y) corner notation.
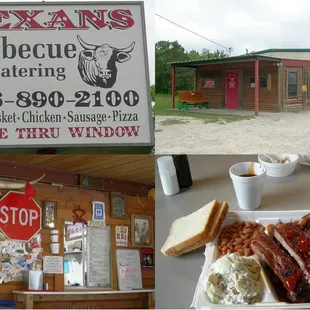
top-left (77, 35), bottom-right (135, 88)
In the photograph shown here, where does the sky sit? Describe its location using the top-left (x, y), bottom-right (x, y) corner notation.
top-left (3, 0), bottom-right (155, 84)
top-left (155, 0), bottom-right (310, 57)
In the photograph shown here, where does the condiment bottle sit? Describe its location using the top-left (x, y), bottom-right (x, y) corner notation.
top-left (157, 156), bottom-right (180, 196)
top-left (172, 155), bottom-right (193, 189)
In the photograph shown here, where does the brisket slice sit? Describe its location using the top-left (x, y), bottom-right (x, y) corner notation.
top-left (274, 223), bottom-right (310, 279)
top-left (250, 232), bottom-right (306, 302)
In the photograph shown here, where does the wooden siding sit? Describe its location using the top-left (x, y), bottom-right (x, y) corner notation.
top-left (242, 66), bottom-right (279, 112)
top-left (304, 67), bottom-right (310, 108)
top-left (196, 65), bottom-right (279, 112)
top-left (0, 182), bottom-right (155, 308)
top-left (283, 67), bottom-right (303, 111)
top-left (196, 69), bottom-right (224, 108)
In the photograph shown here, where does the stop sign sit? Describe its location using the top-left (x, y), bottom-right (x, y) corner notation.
top-left (0, 191), bottom-right (41, 241)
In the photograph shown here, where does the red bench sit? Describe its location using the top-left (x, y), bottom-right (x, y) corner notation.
top-left (177, 91), bottom-right (209, 111)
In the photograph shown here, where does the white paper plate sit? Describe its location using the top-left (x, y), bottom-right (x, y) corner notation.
top-left (191, 210), bottom-right (310, 309)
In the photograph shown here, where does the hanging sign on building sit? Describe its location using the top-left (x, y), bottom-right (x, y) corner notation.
top-left (202, 78), bottom-right (215, 88)
top-left (0, 2), bottom-right (153, 148)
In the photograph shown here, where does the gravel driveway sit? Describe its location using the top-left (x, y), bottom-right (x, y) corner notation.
top-left (155, 112), bottom-right (310, 154)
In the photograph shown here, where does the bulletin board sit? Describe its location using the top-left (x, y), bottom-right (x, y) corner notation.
top-left (0, 234), bottom-right (42, 283)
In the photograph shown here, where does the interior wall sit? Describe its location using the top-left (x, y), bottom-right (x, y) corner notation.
top-left (0, 182), bottom-right (155, 303)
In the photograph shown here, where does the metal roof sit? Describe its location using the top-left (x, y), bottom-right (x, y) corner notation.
top-left (255, 48), bottom-right (310, 54)
top-left (170, 55), bottom-right (281, 68)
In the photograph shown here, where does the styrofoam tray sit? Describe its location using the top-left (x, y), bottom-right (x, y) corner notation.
top-left (191, 210), bottom-right (310, 309)
top-left (298, 155), bottom-right (310, 166)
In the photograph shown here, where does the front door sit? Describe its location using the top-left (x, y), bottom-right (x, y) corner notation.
top-left (225, 71), bottom-right (239, 109)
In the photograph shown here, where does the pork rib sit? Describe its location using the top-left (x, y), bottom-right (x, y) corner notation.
top-left (250, 232), bottom-right (305, 302)
top-left (274, 223), bottom-right (310, 279)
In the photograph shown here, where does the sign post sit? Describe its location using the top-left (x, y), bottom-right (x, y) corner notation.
top-left (0, 191), bottom-right (42, 241)
top-left (0, 2), bottom-right (153, 147)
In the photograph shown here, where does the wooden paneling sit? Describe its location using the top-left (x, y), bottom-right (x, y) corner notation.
top-left (304, 67), bottom-right (310, 109)
top-left (242, 66), bottom-right (279, 112)
top-left (0, 155), bottom-right (155, 186)
top-left (0, 182), bottom-right (155, 306)
top-left (196, 63), bottom-right (280, 112)
top-left (196, 69), bottom-right (224, 108)
top-left (283, 67), bottom-right (303, 111)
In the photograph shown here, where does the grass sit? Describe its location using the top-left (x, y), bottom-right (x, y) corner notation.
top-left (160, 119), bottom-right (190, 126)
top-left (155, 93), bottom-right (254, 123)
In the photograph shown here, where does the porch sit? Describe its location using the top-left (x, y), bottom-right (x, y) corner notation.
top-left (167, 107), bottom-right (274, 117)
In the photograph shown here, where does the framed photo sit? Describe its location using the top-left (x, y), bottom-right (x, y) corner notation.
top-left (111, 192), bottom-right (127, 219)
top-left (131, 214), bottom-right (153, 248)
top-left (42, 200), bottom-right (57, 229)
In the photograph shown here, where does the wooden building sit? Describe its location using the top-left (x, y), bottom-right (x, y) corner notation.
top-left (0, 155), bottom-right (155, 309)
top-left (171, 49), bottom-right (310, 114)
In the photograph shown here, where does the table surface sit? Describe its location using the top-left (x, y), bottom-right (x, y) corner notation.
top-left (13, 289), bottom-right (155, 295)
top-left (155, 155), bottom-right (310, 309)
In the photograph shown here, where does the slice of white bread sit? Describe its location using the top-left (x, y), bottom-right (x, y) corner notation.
top-left (161, 200), bottom-right (228, 256)
top-left (172, 201), bottom-right (229, 256)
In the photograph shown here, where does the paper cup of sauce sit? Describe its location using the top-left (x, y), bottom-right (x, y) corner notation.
top-left (229, 162), bottom-right (266, 210)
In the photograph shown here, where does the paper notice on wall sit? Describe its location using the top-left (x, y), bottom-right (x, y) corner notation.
top-left (116, 226), bottom-right (128, 247)
top-left (116, 249), bottom-right (142, 291)
top-left (87, 226), bottom-right (111, 287)
top-left (43, 256), bottom-right (64, 274)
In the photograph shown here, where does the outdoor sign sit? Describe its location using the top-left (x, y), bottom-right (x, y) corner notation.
top-left (0, 191), bottom-right (42, 241)
top-left (0, 2), bottom-right (153, 147)
top-left (203, 79), bottom-right (215, 88)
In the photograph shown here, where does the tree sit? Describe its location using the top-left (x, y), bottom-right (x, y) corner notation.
top-left (150, 85), bottom-right (155, 101)
top-left (155, 40), bottom-right (193, 94)
top-left (155, 41), bottom-right (228, 94)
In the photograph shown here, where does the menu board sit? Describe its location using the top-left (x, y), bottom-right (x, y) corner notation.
top-left (87, 226), bottom-right (111, 287)
top-left (116, 249), bottom-right (142, 291)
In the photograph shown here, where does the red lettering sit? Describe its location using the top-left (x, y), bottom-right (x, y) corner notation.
top-left (38, 128), bottom-right (49, 139)
top-left (104, 127), bottom-right (114, 137)
top-left (16, 128), bottom-right (59, 139)
top-left (124, 126), bottom-right (140, 137)
top-left (68, 127), bottom-right (84, 138)
top-left (50, 128), bottom-right (60, 138)
top-left (115, 126), bottom-right (125, 137)
top-left (0, 11), bottom-right (10, 29)
top-left (109, 9), bottom-right (134, 29)
top-left (85, 127), bottom-right (103, 138)
top-left (16, 128), bottom-right (26, 139)
top-left (26, 128), bottom-right (38, 139)
top-left (11, 10), bottom-right (45, 30)
top-left (46, 9), bottom-right (78, 30)
top-left (0, 128), bottom-right (8, 139)
top-left (76, 10), bottom-right (108, 30)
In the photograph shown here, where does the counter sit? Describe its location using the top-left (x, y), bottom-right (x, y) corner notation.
top-left (155, 155), bottom-right (310, 308)
top-left (13, 289), bottom-right (155, 309)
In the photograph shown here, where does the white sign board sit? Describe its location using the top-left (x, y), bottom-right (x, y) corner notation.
top-left (0, 2), bottom-right (153, 147)
top-left (116, 249), bottom-right (142, 290)
top-left (87, 226), bottom-right (111, 287)
top-left (43, 256), bottom-right (64, 274)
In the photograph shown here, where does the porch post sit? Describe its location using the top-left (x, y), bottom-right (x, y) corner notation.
top-left (255, 59), bottom-right (259, 115)
top-left (172, 66), bottom-right (176, 109)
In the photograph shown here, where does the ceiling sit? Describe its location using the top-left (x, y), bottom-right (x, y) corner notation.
top-left (0, 155), bottom-right (155, 186)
